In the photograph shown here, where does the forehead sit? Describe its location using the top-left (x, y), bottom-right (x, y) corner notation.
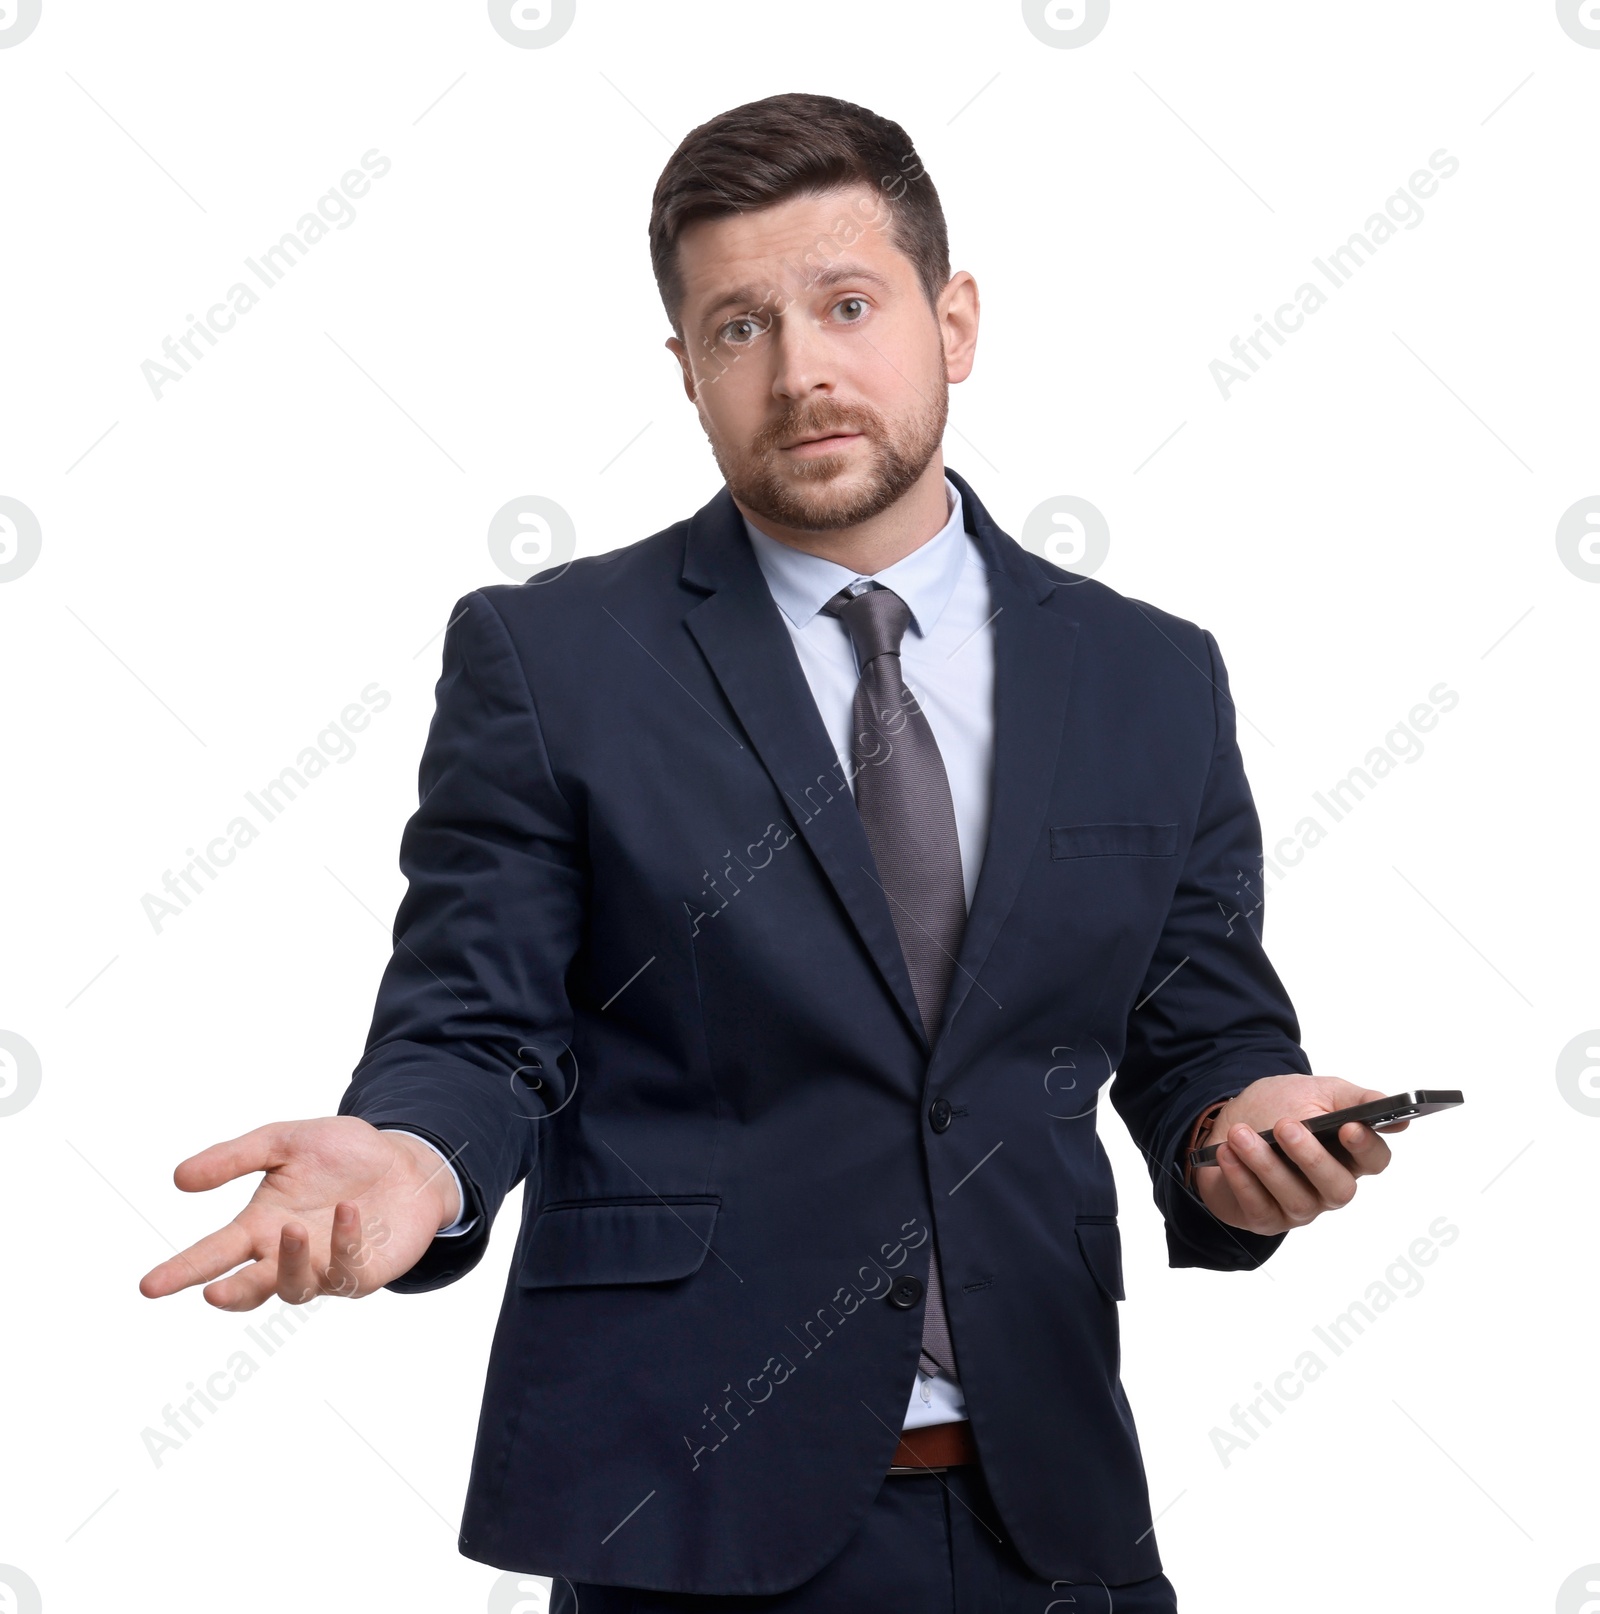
top-left (676, 183), bottom-right (912, 322)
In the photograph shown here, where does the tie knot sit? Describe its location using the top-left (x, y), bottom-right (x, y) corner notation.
top-left (821, 583), bottom-right (911, 667)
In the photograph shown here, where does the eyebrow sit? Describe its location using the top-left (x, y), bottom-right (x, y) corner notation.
top-left (695, 262), bottom-right (894, 327)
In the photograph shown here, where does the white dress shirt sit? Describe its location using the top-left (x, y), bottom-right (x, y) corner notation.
top-left (398, 473), bottom-right (996, 1434)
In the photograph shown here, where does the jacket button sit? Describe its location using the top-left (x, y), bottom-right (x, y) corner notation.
top-left (929, 1098), bottom-right (953, 1133)
top-left (888, 1275), bottom-right (924, 1310)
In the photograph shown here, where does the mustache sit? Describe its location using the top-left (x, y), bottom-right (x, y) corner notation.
top-left (755, 407), bottom-right (879, 450)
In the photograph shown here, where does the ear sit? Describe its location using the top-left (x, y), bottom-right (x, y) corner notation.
top-left (664, 335), bottom-right (698, 404)
top-left (937, 271), bottom-right (980, 386)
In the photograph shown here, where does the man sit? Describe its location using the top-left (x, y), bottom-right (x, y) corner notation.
top-left (141, 94), bottom-right (1405, 1611)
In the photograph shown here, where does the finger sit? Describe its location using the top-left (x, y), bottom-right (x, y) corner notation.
top-left (1226, 1124), bottom-right (1324, 1225)
top-left (204, 1254), bottom-right (282, 1312)
top-left (322, 1202), bottom-right (369, 1298)
top-left (277, 1220), bottom-right (319, 1304)
top-left (1272, 1118), bottom-right (1358, 1208)
top-left (1339, 1120), bottom-right (1393, 1176)
top-left (1214, 1137), bottom-right (1286, 1233)
top-left (139, 1222), bottom-right (257, 1299)
top-left (172, 1123), bottom-right (294, 1194)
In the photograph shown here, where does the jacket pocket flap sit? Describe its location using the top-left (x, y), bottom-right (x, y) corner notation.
top-left (518, 1197), bottom-right (721, 1289)
top-left (1075, 1218), bottom-right (1126, 1302)
top-left (1051, 822), bottom-right (1180, 859)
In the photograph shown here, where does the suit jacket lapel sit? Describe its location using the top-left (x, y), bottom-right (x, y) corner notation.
top-left (679, 468), bottom-right (1079, 1068)
top-left (929, 469), bottom-right (1080, 1067)
top-left (682, 491), bottom-right (931, 1053)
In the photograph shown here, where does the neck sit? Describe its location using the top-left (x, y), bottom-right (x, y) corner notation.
top-left (733, 454), bottom-right (950, 575)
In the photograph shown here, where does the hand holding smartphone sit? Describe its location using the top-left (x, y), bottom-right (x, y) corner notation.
top-left (1188, 1090), bottom-right (1465, 1174)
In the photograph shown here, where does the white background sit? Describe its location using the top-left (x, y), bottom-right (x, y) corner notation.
top-left (1, 2), bottom-right (1596, 1611)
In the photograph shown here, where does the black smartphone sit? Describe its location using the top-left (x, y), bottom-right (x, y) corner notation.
top-left (1188, 1089), bottom-right (1465, 1172)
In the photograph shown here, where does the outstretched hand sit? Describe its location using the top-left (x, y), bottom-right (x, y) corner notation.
top-left (1194, 1075), bottom-right (1408, 1236)
top-left (138, 1118), bottom-right (461, 1310)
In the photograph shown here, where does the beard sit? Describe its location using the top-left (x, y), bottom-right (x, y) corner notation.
top-left (703, 368), bottom-right (949, 533)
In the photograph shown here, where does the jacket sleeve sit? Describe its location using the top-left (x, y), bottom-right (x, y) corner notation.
top-left (338, 588), bottom-right (584, 1294)
top-left (1108, 626), bottom-right (1313, 1272)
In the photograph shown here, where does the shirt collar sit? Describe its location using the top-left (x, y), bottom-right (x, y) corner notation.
top-left (741, 476), bottom-right (968, 639)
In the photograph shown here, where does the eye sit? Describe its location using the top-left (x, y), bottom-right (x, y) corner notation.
top-left (834, 297), bottom-right (868, 323)
top-left (718, 314), bottom-right (767, 346)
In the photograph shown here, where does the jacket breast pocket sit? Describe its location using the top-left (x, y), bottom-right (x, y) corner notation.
top-left (1074, 1214), bottom-right (1126, 1302)
top-left (517, 1195), bottom-right (721, 1289)
top-left (1050, 822), bottom-right (1180, 860)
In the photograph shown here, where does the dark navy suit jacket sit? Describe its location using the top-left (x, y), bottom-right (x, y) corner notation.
top-left (338, 467), bottom-right (1312, 1593)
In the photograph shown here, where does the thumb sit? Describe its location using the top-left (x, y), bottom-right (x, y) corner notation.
top-left (1311, 1076), bottom-right (1387, 1109)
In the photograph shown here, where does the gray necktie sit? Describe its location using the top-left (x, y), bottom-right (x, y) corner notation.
top-left (821, 582), bottom-right (965, 1383)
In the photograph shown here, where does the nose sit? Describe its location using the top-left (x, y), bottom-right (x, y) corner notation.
top-left (769, 308), bottom-right (837, 403)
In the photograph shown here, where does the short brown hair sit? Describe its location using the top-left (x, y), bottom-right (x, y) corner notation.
top-left (649, 92), bottom-right (950, 340)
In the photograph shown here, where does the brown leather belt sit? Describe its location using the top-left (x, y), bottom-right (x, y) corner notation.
top-left (888, 1418), bottom-right (977, 1474)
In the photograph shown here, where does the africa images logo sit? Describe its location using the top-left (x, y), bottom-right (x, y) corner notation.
top-left (1557, 1566), bottom-right (1600, 1613)
top-left (1019, 496), bottom-right (1110, 580)
top-left (0, 496), bottom-right (42, 582)
top-left (1555, 0), bottom-right (1600, 46)
top-left (0, 0), bottom-right (42, 47)
top-left (0, 1032), bottom-right (42, 1118)
top-left (488, 0), bottom-right (576, 48)
top-left (487, 495), bottom-right (577, 582)
top-left (1022, 0), bottom-right (1110, 49)
top-left (1555, 1031), bottom-right (1600, 1117)
top-left (1555, 496), bottom-right (1600, 583)
top-left (0, 1566), bottom-right (42, 1614)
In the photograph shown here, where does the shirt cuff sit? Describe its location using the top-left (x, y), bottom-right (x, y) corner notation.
top-left (385, 1129), bottom-right (479, 1237)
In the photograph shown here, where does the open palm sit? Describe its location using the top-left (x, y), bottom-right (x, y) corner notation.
top-left (138, 1116), bottom-right (459, 1310)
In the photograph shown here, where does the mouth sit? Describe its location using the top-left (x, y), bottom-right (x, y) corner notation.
top-left (779, 431), bottom-right (863, 454)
